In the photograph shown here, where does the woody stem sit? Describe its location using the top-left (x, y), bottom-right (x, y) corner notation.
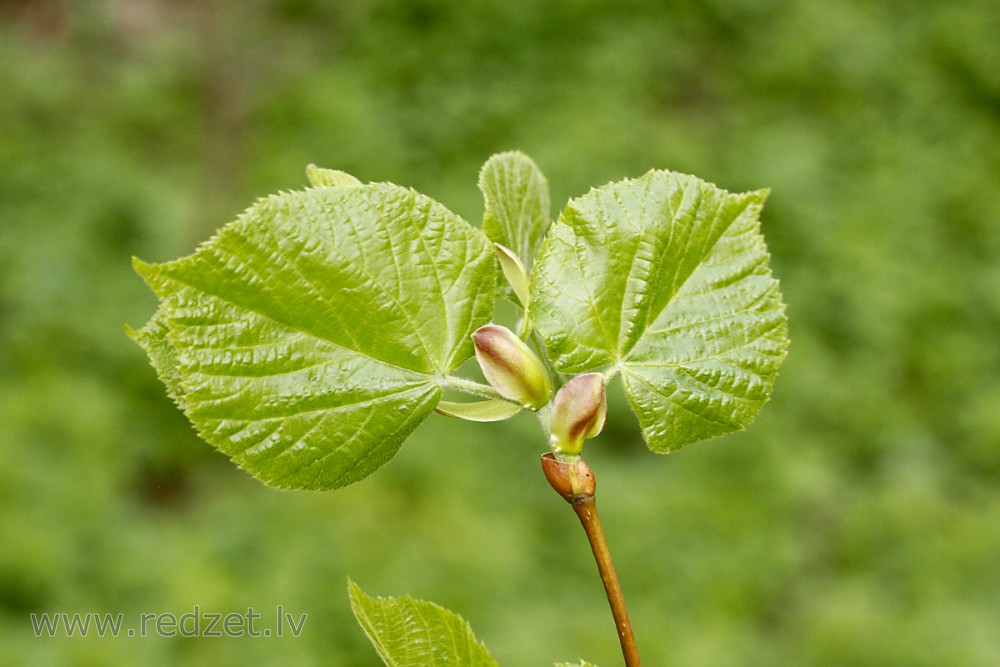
top-left (541, 454), bottom-right (641, 667)
top-left (572, 495), bottom-right (641, 667)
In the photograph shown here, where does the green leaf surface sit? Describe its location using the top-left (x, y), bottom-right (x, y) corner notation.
top-left (530, 170), bottom-right (788, 452)
top-left (479, 151), bottom-right (551, 271)
top-left (132, 184), bottom-right (496, 490)
top-left (349, 581), bottom-right (499, 667)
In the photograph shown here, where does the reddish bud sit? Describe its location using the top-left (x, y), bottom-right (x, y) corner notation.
top-left (549, 372), bottom-right (607, 455)
top-left (472, 324), bottom-right (551, 409)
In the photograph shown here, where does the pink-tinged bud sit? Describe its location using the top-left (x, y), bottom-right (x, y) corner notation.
top-left (472, 324), bottom-right (551, 409)
top-left (549, 373), bottom-right (607, 455)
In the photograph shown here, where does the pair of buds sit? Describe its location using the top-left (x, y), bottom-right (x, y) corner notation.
top-left (472, 324), bottom-right (607, 456)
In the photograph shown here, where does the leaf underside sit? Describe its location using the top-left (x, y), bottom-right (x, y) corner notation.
top-left (132, 183), bottom-right (495, 490)
top-left (349, 581), bottom-right (500, 667)
top-left (530, 170), bottom-right (789, 452)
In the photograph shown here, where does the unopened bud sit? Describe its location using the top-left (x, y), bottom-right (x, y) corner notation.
top-left (549, 373), bottom-right (607, 455)
top-left (472, 324), bottom-right (551, 409)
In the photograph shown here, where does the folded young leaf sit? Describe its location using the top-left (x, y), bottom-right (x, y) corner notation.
top-left (479, 151), bottom-right (551, 271)
top-left (494, 243), bottom-right (532, 308)
top-left (349, 581), bottom-right (500, 667)
top-left (132, 184), bottom-right (496, 490)
top-left (530, 170), bottom-right (789, 452)
top-left (435, 399), bottom-right (522, 422)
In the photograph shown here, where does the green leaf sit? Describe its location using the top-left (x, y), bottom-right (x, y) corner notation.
top-left (132, 183), bottom-right (496, 490)
top-left (530, 170), bottom-right (789, 452)
top-left (349, 580), bottom-right (499, 667)
top-left (479, 151), bottom-right (551, 271)
top-left (435, 399), bottom-right (521, 422)
top-left (555, 662), bottom-right (599, 667)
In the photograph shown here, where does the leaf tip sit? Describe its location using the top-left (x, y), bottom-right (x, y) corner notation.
top-left (131, 257), bottom-right (164, 288)
top-left (306, 164), bottom-right (363, 188)
top-left (131, 255), bottom-right (152, 274)
top-left (478, 149), bottom-right (545, 186)
top-left (347, 579), bottom-right (370, 620)
top-left (747, 187), bottom-right (771, 206)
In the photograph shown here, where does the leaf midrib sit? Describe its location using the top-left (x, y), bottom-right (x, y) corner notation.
top-left (153, 266), bottom-right (436, 382)
top-left (198, 383), bottom-right (435, 423)
top-left (620, 193), bottom-right (755, 365)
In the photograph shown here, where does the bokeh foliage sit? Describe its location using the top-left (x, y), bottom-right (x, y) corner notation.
top-left (2, 1), bottom-right (998, 665)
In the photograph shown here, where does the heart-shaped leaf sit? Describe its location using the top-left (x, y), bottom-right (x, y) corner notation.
top-left (530, 170), bottom-right (788, 452)
top-left (131, 183), bottom-right (496, 490)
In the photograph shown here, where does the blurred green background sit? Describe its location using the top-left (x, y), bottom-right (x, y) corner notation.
top-left (2, 1), bottom-right (999, 665)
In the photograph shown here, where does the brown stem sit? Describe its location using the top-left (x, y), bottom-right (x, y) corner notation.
top-left (541, 454), bottom-right (641, 667)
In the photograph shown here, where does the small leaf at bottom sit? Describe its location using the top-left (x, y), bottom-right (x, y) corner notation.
top-left (349, 580), bottom-right (499, 667)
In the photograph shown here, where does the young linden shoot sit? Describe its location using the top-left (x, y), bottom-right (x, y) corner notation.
top-left (130, 152), bottom-right (789, 667)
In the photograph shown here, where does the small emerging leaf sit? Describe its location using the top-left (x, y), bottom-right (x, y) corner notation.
top-left (530, 170), bottom-right (789, 453)
top-left (436, 399), bottom-right (521, 422)
top-left (349, 580), bottom-right (499, 667)
top-left (479, 151), bottom-right (551, 270)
